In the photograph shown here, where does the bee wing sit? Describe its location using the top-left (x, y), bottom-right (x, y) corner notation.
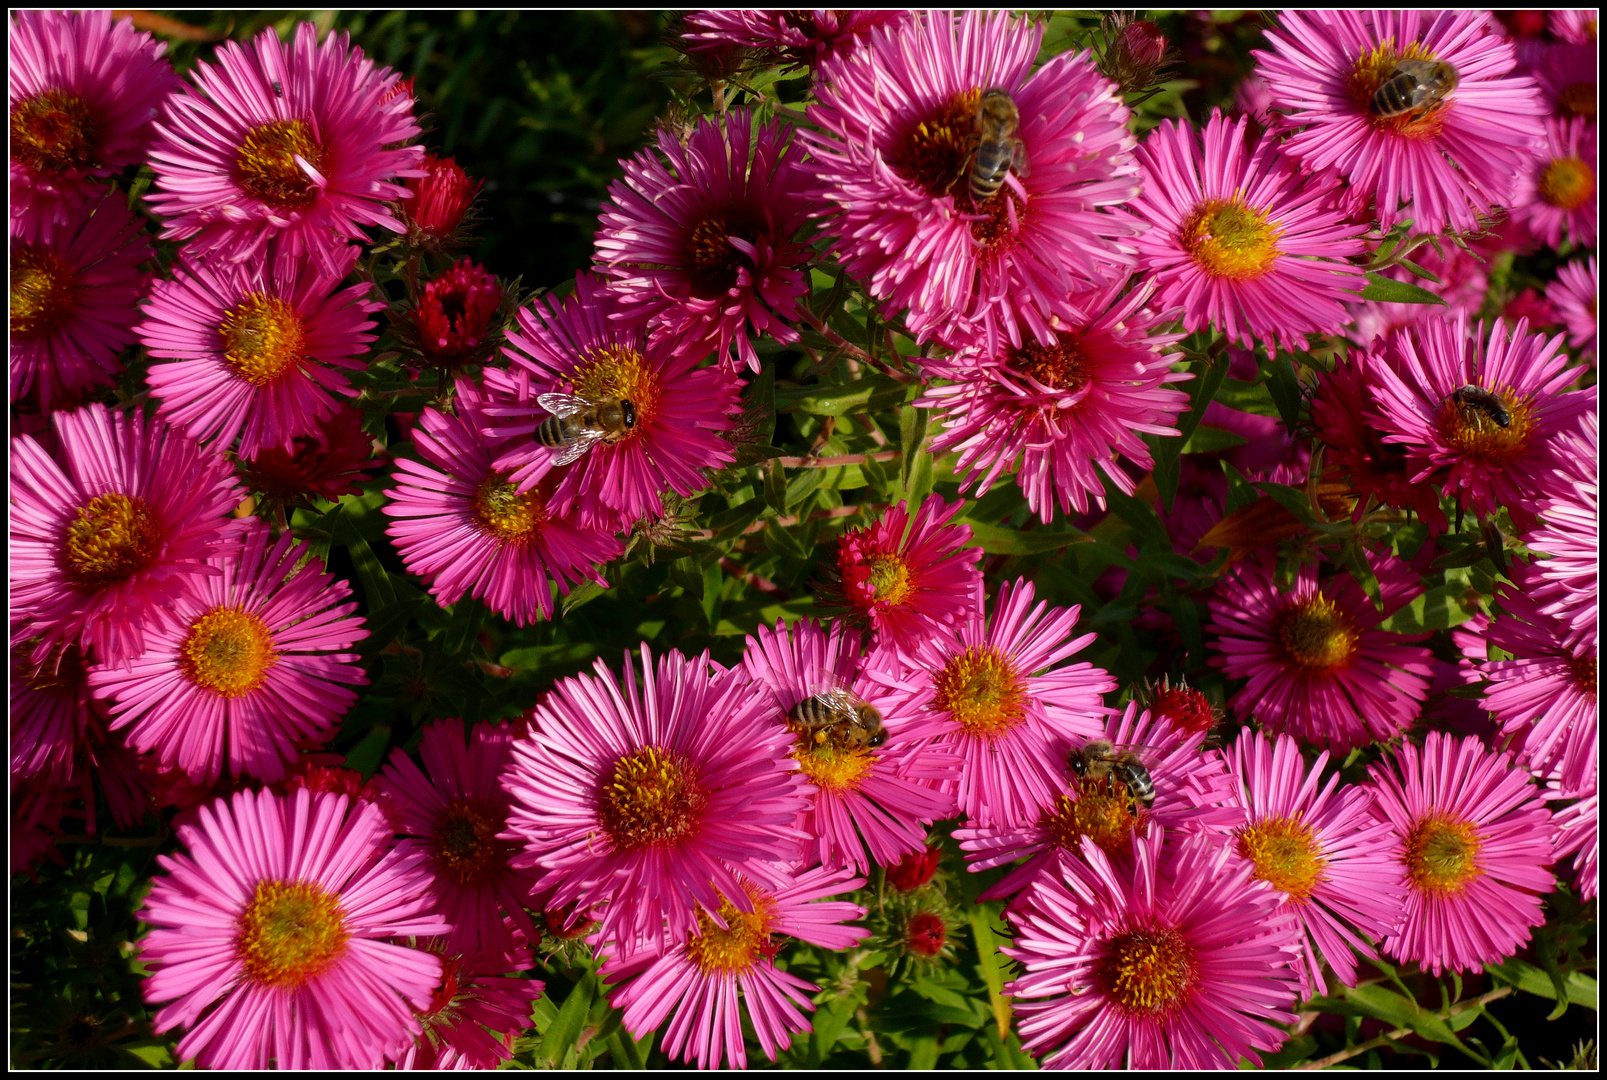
top-left (1100, 741), bottom-right (1166, 763)
top-left (1011, 139), bottom-right (1030, 178)
top-left (551, 428), bottom-right (605, 466)
top-left (537, 392), bottom-right (593, 418)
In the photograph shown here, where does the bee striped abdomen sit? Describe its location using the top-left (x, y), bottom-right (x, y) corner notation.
top-left (536, 415), bottom-right (573, 447)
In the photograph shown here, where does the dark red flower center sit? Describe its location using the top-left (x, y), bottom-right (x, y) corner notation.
top-left (1095, 925), bottom-right (1197, 1016)
top-left (232, 118), bottom-right (328, 210)
top-left (888, 88), bottom-right (981, 200)
top-left (430, 796), bottom-right (512, 887)
top-left (1558, 82), bottom-right (1596, 120)
top-left (1008, 335), bottom-right (1089, 392)
top-left (683, 207), bottom-right (765, 297)
top-left (10, 245), bottom-right (80, 340)
top-left (1274, 593), bottom-right (1358, 672)
top-left (9, 89), bottom-right (101, 175)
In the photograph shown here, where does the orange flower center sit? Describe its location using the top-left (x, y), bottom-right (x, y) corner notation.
top-left (1347, 40), bottom-right (1451, 139)
top-left (61, 493), bottom-right (162, 587)
top-left (932, 645), bottom-right (1027, 738)
top-left (686, 888), bottom-right (775, 976)
top-left (430, 796), bottom-right (512, 887)
top-left (9, 88), bottom-right (101, 175)
top-left (472, 474), bottom-right (547, 542)
top-left (569, 344), bottom-right (661, 430)
top-left (219, 294), bottom-right (307, 386)
top-left (1095, 925), bottom-right (1197, 1016)
top-left (1008, 334), bottom-right (1090, 393)
top-left (1438, 388), bottom-right (1535, 466)
top-left (1182, 198), bottom-right (1282, 280)
top-left (786, 720), bottom-right (876, 793)
top-left (235, 878), bottom-right (350, 990)
top-left (1558, 82), bottom-right (1596, 119)
top-left (1238, 815), bottom-right (1326, 901)
top-left (179, 605), bottom-right (278, 697)
top-left (1404, 813), bottom-right (1483, 896)
top-left (10, 245), bottom-right (80, 340)
top-left (232, 118), bottom-right (328, 209)
top-left (1043, 789), bottom-right (1141, 857)
top-left (597, 745), bottom-right (707, 852)
top-left (1538, 157), bottom-right (1596, 211)
top-left (1276, 593), bottom-right (1358, 672)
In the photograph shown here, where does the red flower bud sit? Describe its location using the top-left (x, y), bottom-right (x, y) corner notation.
top-left (415, 259), bottom-right (501, 367)
top-left (885, 842), bottom-right (942, 892)
top-left (905, 911), bottom-right (947, 956)
top-left (403, 153), bottom-right (483, 243)
top-left (1150, 684), bottom-right (1217, 736)
top-left (1120, 20), bottom-right (1168, 68)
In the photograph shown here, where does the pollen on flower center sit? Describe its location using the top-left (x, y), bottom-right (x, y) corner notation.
top-left (683, 208), bottom-right (762, 297)
top-left (1404, 813), bottom-right (1484, 895)
top-left (1347, 40), bottom-right (1450, 139)
top-left (232, 118), bottom-right (327, 210)
top-left (473, 474), bottom-right (546, 542)
top-left (1009, 336), bottom-right (1089, 393)
top-left (888, 87), bottom-right (982, 200)
top-left (1095, 925), bottom-right (1197, 1016)
top-left (9, 89), bottom-right (101, 175)
top-left (430, 797), bottom-right (510, 886)
top-left (1276, 593), bottom-right (1358, 671)
top-left (61, 493), bottom-right (162, 587)
top-left (1439, 389), bottom-right (1534, 465)
top-left (1538, 157), bottom-right (1596, 211)
top-left (686, 889), bottom-right (775, 976)
top-left (219, 294), bottom-right (307, 386)
top-left (10, 246), bottom-right (80, 340)
top-left (179, 605), bottom-right (278, 697)
top-left (786, 721), bottom-right (876, 793)
top-left (865, 552), bottom-right (913, 605)
top-left (932, 645), bottom-right (1027, 737)
top-left (1182, 198), bottom-right (1282, 280)
top-left (235, 878), bottom-right (350, 989)
top-left (569, 343), bottom-right (661, 428)
top-left (1043, 790), bottom-right (1140, 857)
top-left (1238, 816), bottom-right (1326, 901)
top-left (597, 745), bottom-right (708, 852)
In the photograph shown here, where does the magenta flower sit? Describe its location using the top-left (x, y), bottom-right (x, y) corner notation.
top-left (831, 494), bottom-right (983, 656)
top-left (955, 702), bottom-right (1239, 902)
top-left (1366, 731), bottom-right (1555, 975)
top-left (601, 866), bottom-right (868, 1070)
top-left (1225, 730), bottom-right (1406, 997)
top-left (9, 404), bottom-right (242, 665)
top-left (865, 577), bottom-right (1114, 827)
top-left (1132, 110), bottom-right (1366, 350)
top-left (1513, 117), bottom-right (1596, 249)
top-left (382, 378), bottom-right (622, 625)
top-left (1548, 783), bottom-right (1597, 901)
top-left (139, 245), bottom-right (380, 458)
top-left (139, 787), bottom-right (449, 1069)
top-left (741, 618), bottom-right (958, 873)
top-left (1547, 256), bottom-right (1597, 360)
top-left (1518, 40), bottom-right (1597, 120)
top-left (1207, 554), bottom-right (1434, 753)
top-left (10, 639), bottom-right (93, 785)
top-left (595, 109), bottom-right (815, 373)
top-left (86, 519), bottom-right (366, 787)
top-left (805, 10), bottom-right (1143, 350)
top-left (1255, 10), bottom-right (1543, 232)
top-left (146, 23), bottom-right (423, 273)
top-left (413, 259), bottom-right (501, 369)
top-left (921, 280), bottom-right (1189, 521)
top-left (1367, 314), bottom-right (1593, 519)
top-left (396, 951), bottom-right (544, 1070)
top-left (681, 10), bottom-right (908, 66)
top-left (9, 189), bottom-right (153, 410)
top-left (1549, 10), bottom-right (1598, 43)
top-left (376, 718), bottom-right (543, 964)
top-left (501, 644), bottom-right (810, 946)
top-left (1004, 829), bottom-right (1302, 1069)
top-left (482, 272), bottom-right (740, 529)
top-left (7, 9), bottom-right (182, 228)
top-left (1522, 411), bottom-right (1597, 651)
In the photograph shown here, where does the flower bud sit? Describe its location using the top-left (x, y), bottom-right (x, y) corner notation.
top-left (414, 259), bottom-right (502, 367)
top-left (885, 842), bottom-right (942, 892)
top-left (402, 153), bottom-right (483, 245)
top-left (239, 405), bottom-right (378, 503)
top-left (1120, 20), bottom-right (1168, 69)
top-left (904, 911), bottom-right (947, 957)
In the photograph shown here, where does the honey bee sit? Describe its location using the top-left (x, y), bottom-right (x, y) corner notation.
top-left (787, 687), bottom-right (888, 751)
top-left (1067, 739), bottom-right (1156, 810)
top-left (1368, 59), bottom-right (1459, 121)
top-left (968, 87), bottom-right (1028, 204)
top-left (1447, 384), bottom-right (1511, 429)
top-left (535, 392), bottom-right (638, 466)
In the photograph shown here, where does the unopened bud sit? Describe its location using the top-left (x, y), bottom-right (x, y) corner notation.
top-left (905, 912), bottom-right (947, 957)
top-left (403, 154), bottom-right (483, 245)
top-left (885, 842), bottom-right (942, 892)
top-left (1120, 20), bottom-right (1168, 68)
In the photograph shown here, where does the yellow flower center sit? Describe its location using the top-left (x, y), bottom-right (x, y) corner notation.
top-left (889, 88), bottom-right (982, 200)
top-left (430, 797), bottom-right (511, 887)
top-left (1095, 926), bottom-right (1197, 1016)
top-left (232, 118), bottom-right (327, 210)
top-left (10, 245), bottom-right (80, 340)
top-left (1404, 813), bottom-right (1483, 896)
top-left (219, 294), bottom-right (307, 386)
top-left (786, 721), bottom-right (876, 793)
top-left (1276, 593), bottom-right (1358, 672)
top-left (569, 343), bottom-right (661, 430)
top-left (1347, 40), bottom-right (1451, 139)
top-left (1008, 335), bottom-right (1089, 393)
top-left (1538, 157), bottom-right (1596, 211)
top-left (597, 745), bottom-right (707, 852)
top-left (1238, 815), bottom-right (1326, 901)
top-left (9, 88), bottom-right (101, 176)
top-left (1439, 388), bottom-right (1535, 466)
top-left (61, 493), bottom-right (162, 587)
top-left (236, 878), bottom-right (350, 990)
top-left (179, 605), bottom-right (278, 697)
top-left (1043, 789), bottom-right (1141, 857)
top-left (472, 474), bottom-right (546, 542)
top-left (865, 552), bottom-right (913, 606)
top-left (1182, 198), bottom-right (1282, 281)
top-left (932, 645), bottom-right (1027, 738)
top-left (686, 888), bottom-right (775, 976)
top-left (683, 208), bottom-right (763, 297)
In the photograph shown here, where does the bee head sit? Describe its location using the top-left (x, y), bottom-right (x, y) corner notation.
top-left (1066, 750), bottom-right (1087, 778)
top-left (620, 400), bottom-right (638, 429)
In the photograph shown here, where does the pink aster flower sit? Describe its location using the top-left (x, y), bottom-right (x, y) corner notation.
top-left (682, 10), bottom-right (908, 66)
top-left (86, 519), bottom-right (367, 787)
top-left (1003, 828), bottom-right (1302, 1069)
top-left (1255, 10), bottom-right (1544, 233)
top-left (1224, 730), bottom-right (1406, 998)
top-left (805, 10), bottom-right (1144, 350)
top-left (741, 618), bottom-right (958, 873)
top-left (376, 718), bottom-right (543, 964)
top-left (9, 404), bottom-right (242, 665)
top-left (955, 702), bottom-right (1239, 902)
top-left (397, 951), bottom-right (544, 1070)
top-left (1550, 9), bottom-right (1598, 44)
top-left (594, 108), bottom-right (815, 373)
top-left (1512, 116), bottom-right (1596, 248)
top-left (1207, 554), bottom-right (1434, 753)
top-left (1518, 41), bottom-right (1597, 121)
top-left (830, 494), bottom-right (983, 655)
top-left (7, 9), bottom-right (182, 228)
top-left (921, 280), bottom-right (1189, 521)
top-left (1548, 257), bottom-right (1597, 359)
top-left (1366, 731), bottom-right (1555, 975)
top-left (482, 272), bottom-right (740, 528)
top-left (865, 577), bottom-right (1115, 827)
top-left (501, 644), bottom-right (810, 946)
top-left (1548, 783), bottom-right (1597, 900)
top-left (602, 866), bottom-right (868, 1070)
top-left (382, 378), bottom-right (622, 625)
top-left (139, 787), bottom-right (450, 1070)
top-left (139, 245), bottom-right (380, 458)
top-left (9, 189), bottom-right (153, 410)
top-left (1522, 412), bottom-right (1598, 650)
top-left (146, 23), bottom-right (423, 273)
top-left (1367, 314), bottom-right (1593, 519)
top-left (10, 639), bottom-right (93, 785)
top-left (1132, 110), bottom-right (1367, 351)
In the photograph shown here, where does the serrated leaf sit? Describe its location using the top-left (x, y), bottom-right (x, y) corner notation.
top-left (1360, 271), bottom-right (1448, 305)
top-left (1378, 582), bottom-right (1482, 633)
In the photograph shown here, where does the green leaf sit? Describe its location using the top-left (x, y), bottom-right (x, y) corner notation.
top-left (1153, 351), bottom-right (1228, 512)
top-left (1360, 271), bottom-right (1448, 305)
top-left (1378, 582), bottom-right (1482, 633)
top-left (707, 498), bottom-right (766, 541)
top-left (537, 974), bottom-right (597, 1066)
top-left (806, 992), bottom-right (859, 1066)
top-left (898, 403), bottom-right (929, 496)
top-left (439, 596), bottom-right (487, 657)
top-left (604, 1027), bottom-right (649, 1070)
top-left (561, 578), bottom-right (609, 615)
top-left (358, 598), bottom-right (426, 658)
top-left (1179, 425), bottom-right (1249, 453)
top-left (700, 559), bottom-right (724, 628)
top-left (861, 450), bottom-right (890, 497)
top-left (968, 904), bottom-right (1012, 1041)
top-left (1490, 1037), bottom-right (1520, 1070)
top-left (962, 522), bottom-right (1088, 555)
top-left (1490, 959), bottom-right (1598, 1014)
top-left (330, 506), bottom-right (398, 610)
top-left (343, 722), bottom-right (392, 776)
top-left (1265, 354), bottom-right (1302, 432)
top-left (777, 374), bottom-right (906, 416)
top-left (763, 520), bottom-right (810, 560)
top-left (765, 457), bottom-right (789, 515)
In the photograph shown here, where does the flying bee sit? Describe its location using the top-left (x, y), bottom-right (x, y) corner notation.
top-left (1368, 59), bottom-right (1459, 121)
top-left (787, 687), bottom-right (888, 751)
top-left (968, 87), bottom-right (1029, 204)
top-left (535, 392), bottom-right (637, 466)
top-left (1067, 739), bottom-right (1156, 810)
top-left (1447, 384), bottom-right (1511, 429)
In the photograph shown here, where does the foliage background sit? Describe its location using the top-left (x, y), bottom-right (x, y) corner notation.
top-left (9, 9), bottom-right (1596, 1071)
